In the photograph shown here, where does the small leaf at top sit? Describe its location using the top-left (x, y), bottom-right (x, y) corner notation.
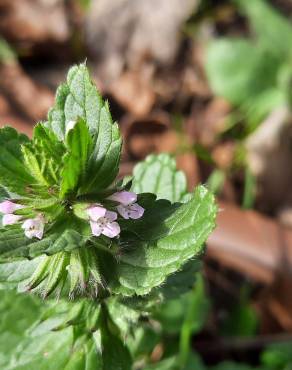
top-left (60, 118), bottom-right (92, 198)
top-left (47, 64), bottom-right (122, 194)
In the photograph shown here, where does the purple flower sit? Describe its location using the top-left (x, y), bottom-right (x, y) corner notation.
top-left (108, 191), bottom-right (144, 220)
top-left (86, 204), bottom-right (107, 221)
top-left (2, 214), bottom-right (22, 226)
top-left (88, 206), bottom-right (120, 238)
top-left (0, 200), bottom-right (23, 214)
top-left (22, 215), bottom-right (45, 240)
top-left (0, 200), bottom-right (24, 226)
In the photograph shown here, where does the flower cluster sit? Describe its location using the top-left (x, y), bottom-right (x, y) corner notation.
top-left (86, 191), bottom-right (144, 238)
top-left (0, 191), bottom-right (144, 241)
top-left (0, 200), bottom-right (45, 239)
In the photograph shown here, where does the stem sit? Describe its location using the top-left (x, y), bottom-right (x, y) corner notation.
top-left (178, 284), bottom-right (198, 368)
top-left (91, 239), bottom-right (117, 256)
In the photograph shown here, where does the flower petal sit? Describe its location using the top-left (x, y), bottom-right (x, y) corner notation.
top-left (117, 205), bottom-right (130, 219)
top-left (102, 222), bottom-right (120, 238)
top-left (128, 203), bottom-right (145, 219)
top-left (90, 221), bottom-right (103, 236)
top-left (22, 216), bottom-right (45, 239)
top-left (34, 228), bottom-right (44, 240)
top-left (108, 191), bottom-right (137, 206)
top-left (87, 205), bottom-right (106, 222)
top-left (21, 218), bottom-right (36, 230)
top-left (0, 200), bottom-right (23, 214)
top-left (117, 203), bottom-right (144, 219)
top-left (105, 210), bottom-right (118, 222)
top-left (2, 214), bottom-right (22, 226)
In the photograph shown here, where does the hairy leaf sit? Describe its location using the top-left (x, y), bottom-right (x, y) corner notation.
top-left (60, 118), bottom-right (92, 198)
top-left (83, 102), bottom-right (122, 193)
top-left (0, 127), bottom-right (35, 196)
top-left (47, 64), bottom-right (122, 193)
top-left (0, 222), bottom-right (88, 261)
top-left (22, 124), bottom-right (65, 188)
top-left (132, 153), bottom-right (187, 203)
top-left (112, 185), bottom-right (216, 296)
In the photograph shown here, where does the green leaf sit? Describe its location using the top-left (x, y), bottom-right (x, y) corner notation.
top-left (235, 0), bottom-right (292, 57)
top-left (206, 39), bottom-right (281, 107)
top-left (99, 305), bottom-right (132, 370)
top-left (0, 221), bottom-right (88, 261)
top-left (143, 353), bottom-right (206, 370)
top-left (0, 290), bottom-right (43, 368)
top-left (155, 274), bottom-right (210, 335)
top-left (0, 127), bottom-right (35, 196)
top-left (221, 286), bottom-right (259, 337)
top-left (156, 259), bottom-right (201, 300)
top-left (143, 357), bottom-right (178, 370)
top-left (132, 154), bottom-right (187, 203)
top-left (22, 124), bottom-right (65, 187)
top-left (112, 185), bottom-right (216, 296)
top-left (83, 102), bottom-right (122, 193)
top-left (60, 118), bottom-right (92, 197)
top-left (47, 64), bottom-right (102, 139)
top-left (0, 258), bottom-right (40, 290)
top-left (0, 37), bottom-right (16, 64)
top-left (0, 290), bottom-right (102, 369)
top-left (0, 186), bottom-right (9, 227)
top-left (261, 342), bottom-right (292, 369)
top-left (47, 64), bottom-right (122, 193)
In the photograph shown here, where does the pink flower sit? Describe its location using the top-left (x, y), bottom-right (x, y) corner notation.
top-left (0, 200), bottom-right (23, 214)
top-left (108, 191), bottom-right (144, 220)
top-left (88, 206), bottom-right (120, 238)
top-left (22, 215), bottom-right (45, 240)
top-left (2, 214), bottom-right (22, 226)
top-left (86, 204), bottom-right (107, 221)
top-left (0, 200), bottom-right (24, 226)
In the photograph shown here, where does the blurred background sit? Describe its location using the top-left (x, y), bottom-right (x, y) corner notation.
top-left (1, 0), bottom-right (292, 368)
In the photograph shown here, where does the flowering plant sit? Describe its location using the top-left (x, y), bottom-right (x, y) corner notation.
top-left (0, 64), bottom-right (216, 369)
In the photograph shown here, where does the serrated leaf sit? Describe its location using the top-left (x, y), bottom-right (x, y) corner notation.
top-left (0, 290), bottom-right (102, 369)
top-left (60, 118), bottom-right (92, 198)
top-left (112, 185), bottom-right (216, 296)
top-left (0, 222), bottom-right (88, 261)
top-left (47, 64), bottom-right (102, 140)
top-left (22, 124), bottom-right (65, 187)
top-left (157, 259), bottom-right (201, 300)
top-left (0, 127), bottom-right (35, 196)
top-left (132, 154), bottom-right (187, 203)
top-left (0, 258), bottom-right (40, 290)
top-left (83, 103), bottom-right (122, 193)
top-left (47, 64), bottom-right (122, 194)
